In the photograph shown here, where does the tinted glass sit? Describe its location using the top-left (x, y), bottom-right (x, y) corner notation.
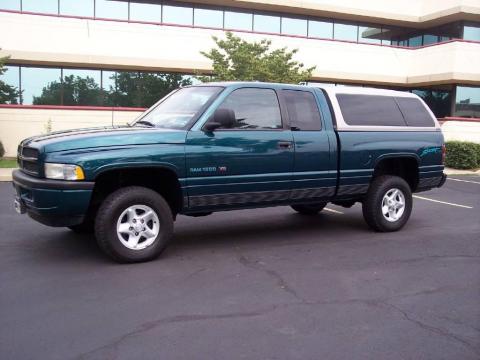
top-left (283, 90), bottom-right (321, 130)
top-left (358, 26), bottom-right (382, 44)
top-left (409, 35), bottom-right (422, 46)
top-left (194, 8), bottom-right (223, 28)
top-left (163, 5), bottom-right (193, 25)
top-left (308, 20), bottom-right (333, 38)
top-left (95, 0), bottom-right (128, 20)
top-left (129, 1), bottom-right (161, 23)
top-left (218, 88), bottom-right (282, 129)
top-left (21, 67), bottom-right (62, 105)
top-left (62, 69), bottom-right (103, 106)
top-left (463, 25), bottom-right (480, 41)
top-left (396, 97), bottom-right (435, 127)
top-left (412, 89), bottom-right (451, 118)
top-left (334, 22), bottom-right (357, 41)
top-left (281, 17), bottom-right (307, 36)
top-left (423, 34), bottom-right (438, 45)
top-left (60, 0), bottom-right (94, 17)
top-left (224, 11), bottom-right (252, 31)
top-left (22, 0), bottom-right (58, 14)
top-left (0, 0), bottom-right (20, 11)
top-left (454, 86), bottom-right (480, 118)
top-left (0, 65), bottom-right (20, 104)
top-left (337, 94), bottom-right (406, 126)
top-left (254, 14), bottom-right (280, 33)
top-left (139, 86), bottom-right (222, 129)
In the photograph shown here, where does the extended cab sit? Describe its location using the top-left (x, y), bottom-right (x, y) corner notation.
top-left (13, 82), bottom-right (446, 262)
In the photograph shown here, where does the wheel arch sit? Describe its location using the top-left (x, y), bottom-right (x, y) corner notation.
top-left (372, 154), bottom-right (420, 191)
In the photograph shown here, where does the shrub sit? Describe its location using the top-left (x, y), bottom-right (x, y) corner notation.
top-left (0, 140), bottom-right (4, 158)
top-left (445, 141), bottom-right (480, 170)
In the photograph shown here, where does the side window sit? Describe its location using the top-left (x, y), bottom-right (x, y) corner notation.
top-left (218, 88), bottom-right (282, 129)
top-left (395, 97), bottom-right (436, 127)
top-left (336, 94), bottom-right (406, 126)
top-left (282, 90), bottom-right (322, 130)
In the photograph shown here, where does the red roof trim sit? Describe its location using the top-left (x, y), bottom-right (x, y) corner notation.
top-left (0, 104), bottom-right (146, 112)
top-left (438, 117), bottom-right (480, 123)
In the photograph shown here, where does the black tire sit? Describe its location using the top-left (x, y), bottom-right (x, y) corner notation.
top-left (291, 202), bottom-right (327, 215)
top-left (95, 186), bottom-right (174, 263)
top-left (362, 175), bottom-right (412, 232)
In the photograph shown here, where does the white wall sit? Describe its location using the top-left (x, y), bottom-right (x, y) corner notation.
top-left (442, 121), bottom-right (480, 144)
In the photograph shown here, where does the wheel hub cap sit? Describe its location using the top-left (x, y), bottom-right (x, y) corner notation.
top-left (381, 188), bottom-right (405, 222)
top-left (116, 205), bottom-right (160, 250)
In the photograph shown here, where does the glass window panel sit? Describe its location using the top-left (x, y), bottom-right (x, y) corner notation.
top-left (454, 86), bottom-right (480, 118)
top-left (224, 11), bottom-right (252, 31)
top-left (395, 97), bottom-right (435, 127)
top-left (334, 22), bottom-right (358, 42)
top-left (282, 90), bottom-right (321, 130)
top-left (129, 1), bottom-right (161, 23)
top-left (408, 35), bottom-right (422, 47)
top-left (308, 20), bottom-right (333, 38)
top-left (0, 0), bottom-right (20, 11)
top-left (95, 0), bottom-right (128, 20)
top-left (0, 65), bottom-right (20, 104)
top-left (22, 0), bottom-right (58, 14)
top-left (412, 89), bottom-right (451, 118)
top-left (60, 0), bottom-right (94, 17)
top-left (440, 36), bottom-right (451, 42)
top-left (463, 25), bottom-right (480, 41)
top-left (62, 69), bottom-right (102, 106)
top-left (253, 14), bottom-right (280, 33)
top-left (358, 26), bottom-right (382, 44)
top-left (194, 8), bottom-right (223, 28)
top-left (423, 34), bottom-right (438, 45)
top-left (102, 71), bottom-right (117, 92)
top-left (281, 17), bottom-right (307, 36)
top-left (21, 67), bottom-right (62, 105)
top-left (162, 5), bottom-right (193, 26)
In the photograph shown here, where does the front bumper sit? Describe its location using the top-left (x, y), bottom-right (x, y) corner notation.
top-left (12, 170), bottom-right (94, 227)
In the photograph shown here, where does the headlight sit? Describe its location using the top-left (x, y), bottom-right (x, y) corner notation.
top-left (44, 163), bottom-right (85, 181)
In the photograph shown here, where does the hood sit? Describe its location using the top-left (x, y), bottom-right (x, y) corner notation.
top-left (21, 126), bottom-right (187, 153)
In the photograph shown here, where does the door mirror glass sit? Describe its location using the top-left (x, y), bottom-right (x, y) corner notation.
top-left (204, 108), bottom-right (237, 131)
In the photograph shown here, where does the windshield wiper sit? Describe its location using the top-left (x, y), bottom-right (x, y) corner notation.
top-left (134, 120), bottom-right (156, 127)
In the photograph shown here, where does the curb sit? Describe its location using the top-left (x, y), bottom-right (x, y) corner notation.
top-left (444, 168), bottom-right (480, 176)
top-left (0, 168), bottom-right (16, 182)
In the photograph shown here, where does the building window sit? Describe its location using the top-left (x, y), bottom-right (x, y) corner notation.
top-left (194, 8), bottom-right (223, 28)
top-left (21, 67), bottom-right (62, 105)
top-left (22, 0), bottom-right (58, 14)
top-left (308, 20), bottom-right (333, 39)
top-left (224, 10), bottom-right (252, 31)
top-left (0, 65), bottom-right (20, 104)
top-left (162, 5), bottom-right (193, 26)
top-left (358, 25), bottom-right (382, 44)
top-left (408, 35), bottom-right (423, 47)
top-left (62, 69), bottom-right (103, 106)
top-left (129, 1), bottom-right (161, 23)
top-left (334, 22), bottom-right (358, 42)
top-left (253, 14), bottom-right (280, 33)
top-left (0, 0), bottom-right (20, 11)
top-left (422, 34), bottom-right (438, 45)
top-left (463, 24), bottom-right (480, 41)
top-left (281, 17), bottom-right (307, 37)
top-left (60, 0), bottom-right (94, 17)
top-left (454, 86), bottom-right (480, 118)
top-left (95, 0), bottom-right (128, 20)
top-left (412, 89), bottom-right (452, 118)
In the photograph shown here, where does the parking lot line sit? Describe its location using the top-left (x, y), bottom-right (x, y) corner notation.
top-left (413, 195), bottom-right (473, 209)
top-left (448, 177), bottom-right (480, 185)
top-left (324, 207), bottom-right (344, 214)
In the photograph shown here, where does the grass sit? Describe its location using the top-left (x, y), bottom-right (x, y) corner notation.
top-left (0, 158), bottom-right (18, 168)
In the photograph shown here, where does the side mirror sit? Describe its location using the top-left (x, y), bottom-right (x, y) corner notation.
top-left (204, 108), bottom-right (236, 132)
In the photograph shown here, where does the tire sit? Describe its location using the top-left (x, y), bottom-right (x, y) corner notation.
top-left (291, 202), bottom-right (327, 215)
top-left (362, 175), bottom-right (412, 232)
top-left (95, 186), bottom-right (174, 263)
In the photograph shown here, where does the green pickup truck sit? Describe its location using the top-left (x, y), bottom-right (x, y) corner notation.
top-left (13, 82), bottom-right (446, 262)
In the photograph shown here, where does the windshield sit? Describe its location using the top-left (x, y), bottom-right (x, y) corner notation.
top-left (134, 86), bottom-right (223, 129)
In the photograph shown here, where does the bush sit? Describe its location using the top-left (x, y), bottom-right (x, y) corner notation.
top-left (0, 140), bottom-right (4, 158)
top-left (445, 141), bottom-right (480, 169)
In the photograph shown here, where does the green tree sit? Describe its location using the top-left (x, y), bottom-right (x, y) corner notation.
top-left (106, 72), bottom-right (192, 108)
top-left (199, 32), bottom-right (315, 83)
top-left (33, 75), bottom-right (105, 106)
top-left (0, 55), bottom-right (20, 104)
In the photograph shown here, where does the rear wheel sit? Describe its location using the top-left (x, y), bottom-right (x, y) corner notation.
top-left (95, 186), bottom-right (173, 263)
top-left (362, 175), bottom-right (412, 232)
top-left (291, 202), bottom-right (327, 215)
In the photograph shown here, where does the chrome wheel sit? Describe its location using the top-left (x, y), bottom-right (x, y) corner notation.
top-left (116, 205), bottom-right (160, 250)
top-left (381, 188), bottom-right (405, 222)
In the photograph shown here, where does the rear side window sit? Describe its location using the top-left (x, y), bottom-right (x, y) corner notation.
top-left (336, 94), bottom-right (406, 126)
top-left (395, 97), bottom-right (435, 127)
top-left (282, 90), bottom-right (322, 130)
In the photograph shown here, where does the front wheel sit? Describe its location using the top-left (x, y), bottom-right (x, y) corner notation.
top-left (95, 186), bottom-right (173, 263)
top-left (362, 175), bottom-right (412, 232)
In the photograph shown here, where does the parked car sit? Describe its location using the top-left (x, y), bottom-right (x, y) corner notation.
top-left (13, 82), bottom-right (446, 262)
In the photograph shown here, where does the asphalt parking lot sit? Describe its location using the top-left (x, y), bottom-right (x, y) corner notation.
top-left (0, 176), bottom-right (479, 360)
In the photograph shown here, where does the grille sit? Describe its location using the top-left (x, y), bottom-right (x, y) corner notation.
top-left (18, 146), bottom-right (40, 176)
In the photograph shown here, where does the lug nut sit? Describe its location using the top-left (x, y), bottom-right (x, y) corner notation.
top-left (141, 219), bottom-right (144, 223)
top-left (129, 226), bottom-right (133, 230)
top-left (133, 219), bottom-right (136, 223)
top-left (135, 232), bottom-right (139, 236)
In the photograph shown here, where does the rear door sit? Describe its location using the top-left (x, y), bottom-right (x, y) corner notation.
top-left (280, 89), bottom-right (337, 202)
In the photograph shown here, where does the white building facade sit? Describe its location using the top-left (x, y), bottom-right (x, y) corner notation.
top-left (0, 0), bottom-right (479, 156)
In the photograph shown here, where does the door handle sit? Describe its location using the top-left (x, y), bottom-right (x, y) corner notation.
top-left (278, 141), bottom-right (293, 149)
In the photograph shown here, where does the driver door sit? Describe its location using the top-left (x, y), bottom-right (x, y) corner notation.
top-left (185, 87), bottom-right (294, 210)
